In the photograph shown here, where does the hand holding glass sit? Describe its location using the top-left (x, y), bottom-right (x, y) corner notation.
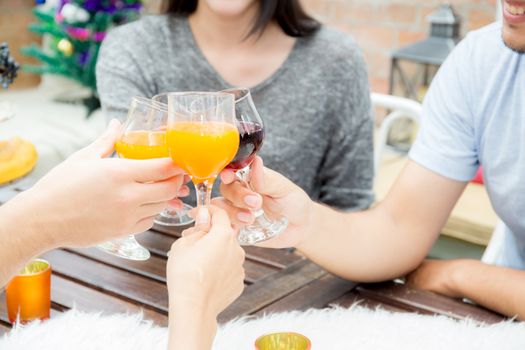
top-left (98, 97), bottom-right (172, 260)
top-left (223, 88), bottom-right (288, 245)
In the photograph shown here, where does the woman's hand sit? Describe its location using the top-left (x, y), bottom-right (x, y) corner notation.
top-left (6, 119), bottom-right (186, 248)
top-left (214, 156), bottom-right (315, 249)
top-left (167, 206), bottom-right (245, 350)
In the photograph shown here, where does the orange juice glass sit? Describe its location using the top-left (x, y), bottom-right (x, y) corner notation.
top-left (166, 92), bottom-right (237, 207)
top-left (115, 130), bottom-right (168, 159)
top-left (6, 259), bottom-right (51, 324)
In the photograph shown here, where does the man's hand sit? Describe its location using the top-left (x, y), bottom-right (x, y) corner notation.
top-left (405, 259), bottom-right (464, 298)
top-left (407, 259), bottom-right (525, 320)
top-left (214, 156), bottom-right (314, 249)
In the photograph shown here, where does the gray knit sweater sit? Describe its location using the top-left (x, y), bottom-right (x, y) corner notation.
top-left (96, 15), bottom-right (374, 210)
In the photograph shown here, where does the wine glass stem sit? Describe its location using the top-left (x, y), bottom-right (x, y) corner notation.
top-left (195, 180), bottom-right (214, 207)
top-left (236, 165), bottom-right (251, 183)
top-left (236, 165), bottom-right (262, 217)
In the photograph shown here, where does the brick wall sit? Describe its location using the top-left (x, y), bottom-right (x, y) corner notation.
top-left (301, 0), bottom-right (498, 93)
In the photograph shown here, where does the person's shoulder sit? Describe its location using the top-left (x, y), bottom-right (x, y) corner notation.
top-left (103, 15), bottom-right (178, 50)
top-left (465, 21), bottom-right (502, 42)
top-left (446, 22), bottom-right (503, 73)
top-left (455, 22), bottom-right (502, 56)
top-left (304, 26), bottom-right (362, 58)
top-left (299, 26), bottom-right (366, 81)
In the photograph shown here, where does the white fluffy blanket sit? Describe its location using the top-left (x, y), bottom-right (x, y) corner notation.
top-left (1, 306), bottom-right (525, 349)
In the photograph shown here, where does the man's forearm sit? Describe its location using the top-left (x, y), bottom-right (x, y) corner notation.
top-left (295, 162), bottom-right (465, 283)
top-left (296, 202), bottom-right (437, 282)
top-left (0, 192), bottom-right (56, 287)
top-left (451, 260), bottom-right (525, 320)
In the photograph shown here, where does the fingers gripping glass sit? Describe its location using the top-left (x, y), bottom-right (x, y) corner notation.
top-left (165, 92), bottom-right (238, 208)
top-left (98, 97), bottom-right (174, 260)
top-left (222, 88), bottom-right (288, 245)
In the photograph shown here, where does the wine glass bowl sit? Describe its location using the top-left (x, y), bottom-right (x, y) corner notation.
top-left (166, 92), bottom-right (238, 207)
top-left (221, 88), bottom-right (288, 246)
top-left (223, 88), bottom-right (265, 171)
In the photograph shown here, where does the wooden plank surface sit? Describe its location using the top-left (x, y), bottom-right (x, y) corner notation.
top-left (50, 275), bottom-right (169, 326)
top-left (255, 274), bottom-right (357, 316)
top-left (42, 250), bottom-right (170, 314)
top-left (68, 247), bottom-right (278, 285)
top-left (137, 230), bottom-right (301, 270)
top-left (219, 260), bottom-right (326, 322)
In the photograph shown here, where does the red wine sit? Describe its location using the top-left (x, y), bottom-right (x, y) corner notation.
top-left (227, 121), bottom-right (264, 170)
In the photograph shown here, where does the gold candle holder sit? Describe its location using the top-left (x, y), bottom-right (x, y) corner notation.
top-left (255, 332), bottom-right (311, 350)
top-left (6, 259), bottom-right (51, 324)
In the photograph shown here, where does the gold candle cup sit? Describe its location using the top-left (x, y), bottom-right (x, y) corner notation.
top-left (255, 332), bottom-right (311, 350)
top-left (6, 259), bottom-right (51, 324)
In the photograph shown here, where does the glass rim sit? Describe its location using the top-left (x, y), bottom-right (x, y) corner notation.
top-left (16, 259), bottom-right (51, 277)
top-left (131, 96), bottom-right (168, 112)
top-left (220, 87), bottom-right (251, 104)
top-left (158, 91), bottom-right (235, 99)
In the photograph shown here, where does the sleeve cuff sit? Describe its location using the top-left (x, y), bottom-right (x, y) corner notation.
top-left (408, 142), bottom-right (477, 182)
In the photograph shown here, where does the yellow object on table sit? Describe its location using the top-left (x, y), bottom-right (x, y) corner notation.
top-left (255, 332), bottom-right (311, 350)
top-left (0, 136), bottom-right (38, 185)
top-left (6, 259), bottom-right (51, 324)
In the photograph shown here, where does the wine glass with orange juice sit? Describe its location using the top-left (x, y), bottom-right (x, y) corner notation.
top-left (98, 97), bottom-right (180, 260)
top-left (165, 92), bottom-right (238, 207)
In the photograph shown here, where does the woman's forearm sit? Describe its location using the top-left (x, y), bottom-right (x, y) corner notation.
top-left (168, 304), bottom-right (218, 350)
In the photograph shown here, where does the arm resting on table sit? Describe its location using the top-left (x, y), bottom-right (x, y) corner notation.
top-left (452, 260), bottom-right (525, 320)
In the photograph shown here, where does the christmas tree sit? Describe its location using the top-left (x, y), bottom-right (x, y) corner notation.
top-left (22, 0), bottom-right (142, 115)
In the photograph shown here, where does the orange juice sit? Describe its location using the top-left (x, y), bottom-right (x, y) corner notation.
top-left (115, 130), bottom-right (168, 159)
top-left (167, 121), bottom-right (239, 183)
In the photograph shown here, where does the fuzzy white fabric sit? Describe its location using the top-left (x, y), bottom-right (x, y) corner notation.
top-left (2, 306), bottom-right (525, 350)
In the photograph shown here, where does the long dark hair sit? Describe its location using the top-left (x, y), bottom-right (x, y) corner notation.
top-left (166, 0), bottom-right (320, 37)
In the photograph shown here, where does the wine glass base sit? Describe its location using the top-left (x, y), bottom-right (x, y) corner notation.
top-left (97, 238), bottom-right (151, 261)
top-left (154, 203), bottom-right (195, 227)
top-left (237, 217), bottom-right (288, 246)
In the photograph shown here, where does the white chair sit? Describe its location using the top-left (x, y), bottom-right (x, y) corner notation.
top-left (371, 92), bottom-right (423, 173)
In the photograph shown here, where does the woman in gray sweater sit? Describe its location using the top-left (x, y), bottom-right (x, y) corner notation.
top-left (96, 0), bottom-right (374, 212)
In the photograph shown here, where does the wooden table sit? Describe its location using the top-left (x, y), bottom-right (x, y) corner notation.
top-left (0, 183), bottom-right (505, 337)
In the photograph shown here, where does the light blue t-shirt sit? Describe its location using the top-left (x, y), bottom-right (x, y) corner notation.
top-left (409, 22), bottom-right (525, 269)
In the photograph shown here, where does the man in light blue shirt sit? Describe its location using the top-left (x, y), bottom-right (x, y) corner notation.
top-left (218, 0), bottom-right (525, 319)
top-left (410, 20), bottom-right (525, 269)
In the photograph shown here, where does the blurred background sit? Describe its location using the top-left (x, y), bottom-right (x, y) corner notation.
top-left (3, 0), bottom-right (497, 92)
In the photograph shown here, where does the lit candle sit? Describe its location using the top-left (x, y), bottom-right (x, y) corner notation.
top-left (255, 332), bottom-right (311, 350)
top-left (6, 259), bottom-right (51, 324)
